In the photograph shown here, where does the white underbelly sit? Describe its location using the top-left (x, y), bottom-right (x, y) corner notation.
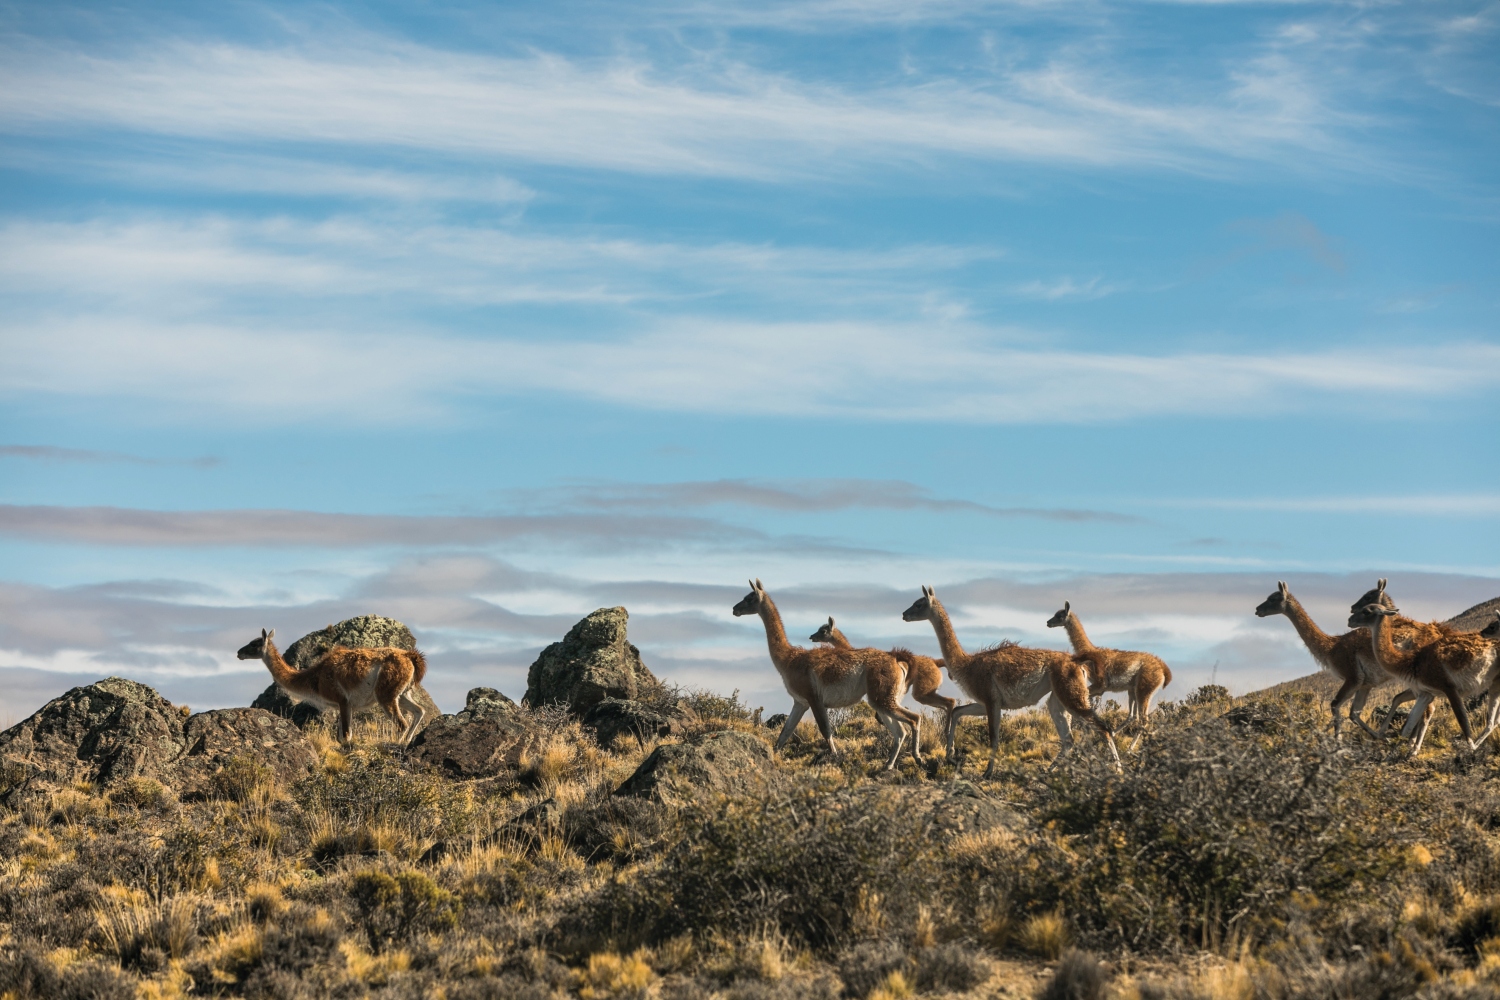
top-left (814, 671), bottom-right (868, 708)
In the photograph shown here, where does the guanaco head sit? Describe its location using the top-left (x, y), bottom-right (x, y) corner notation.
top-left (236, 628), bottom-right (275, 660)
top-left (809, 616), bottom-right (838, 643)
top-left (1046, 601), bottom-right (1073, 629)
top-left (1481, 612), bottom-right (1500, 641)
top-left (902, 584), bottom-right (939, 622)
top-left (732, 579), bottom-right (767, 617)
top-left (1349, 603), bottom-right (1399, 630)
top-left (1349, 578), bottom-right (1395, 614)
top-left (1254, 581), bottom-right (1291, 618)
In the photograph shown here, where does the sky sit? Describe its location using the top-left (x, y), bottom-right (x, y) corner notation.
top-left (1, 0), bottom-right (1497, 724)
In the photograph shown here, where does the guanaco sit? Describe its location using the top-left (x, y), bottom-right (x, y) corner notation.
top-left (902, 585), bottom-right (1119, 777)
top-left (1046, 601), bottom-right (1171, 749)
top-left (810, 616), bottom-right (958, 740)
top-left (1254, 581), bottom-right (1443, 739)
top-left (237, 628), bottom-right (427, 745)
top-left (734, 580), bottom-right (924, 770)
top-left (1345, 579), bottom-right (1456, 736)
top-left (1354, 603), bottom-right (1500, 756)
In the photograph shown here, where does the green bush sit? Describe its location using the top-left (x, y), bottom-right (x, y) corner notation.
top-left (349, 869), bottom-right (461, 952)
top-left (1019, 698), bottom-right (1419, 951)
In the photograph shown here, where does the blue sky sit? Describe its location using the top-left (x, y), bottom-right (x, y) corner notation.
top-left (1, 0), bottom-right (1496, 722)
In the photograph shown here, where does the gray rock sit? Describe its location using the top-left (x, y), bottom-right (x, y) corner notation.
top-left (173, 708), bottom-right (317, 798)
top-left (583, 697), bottom-right (679, 748)
top-left (406, 687), bottom-right (531, 779)
top-left (524, 607), bottom-right (661, 714)
top-left (249, 614), bottom-right (440, 734)
top-left (0, 677), bottom-right (187, 798)
top-left (615, 729), bottom-right (774, 802)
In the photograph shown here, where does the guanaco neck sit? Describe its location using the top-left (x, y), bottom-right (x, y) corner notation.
top-left (262, 640), bottom-right (310, 690)
top-left (1278, 594), bottom-right (1339, 665)
top-left (1063, 613), bottom-right (1095, 653)
top-left (827, 627), bottom-right (851, 649)
top-left (925, 601), bottom-right (970, 669)
top-left (1368, 614), bottom-right (1415, 675)
top-left (756, 596), bottom-right (795, 667)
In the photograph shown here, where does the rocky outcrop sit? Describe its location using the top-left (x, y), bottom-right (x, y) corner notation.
top-left (249, 614), bottom-right (440, 733)
top-left (583, 697), bottom-right (680, 748)
top-left (615, 729), bottom-right (774, 802)
top-left (0, 677), bottom-right (187, 798)
top-left (525, 607), bottom-right (661, 713)
top-left (0, 680), bottom-right (318, 803)
top-left (407, 687), bottom-right (530, 780)
top-left (172, 708), bottom-right (317, 798)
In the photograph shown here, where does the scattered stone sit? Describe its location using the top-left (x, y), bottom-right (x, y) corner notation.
top-left (407, 687), bottom-right (532, 779)
top-left (615, 729), bottom-right (774, 802)
top-left (583, 697), bottom-right (679, 748)
top-left (172, 708), bottom-right (317, 798)
top-left (0, 677), bottom-right (187, 799)
top-left (248, 614), bottom-right (440, 734)
top-left (524, 607), bottom-right (661, 714)
top-left (765, 713), bottom-right (789, 731)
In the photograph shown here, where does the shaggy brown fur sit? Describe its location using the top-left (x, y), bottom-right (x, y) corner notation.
top-left (1046, 602), bottom-right (1171, 748)
top-left (1346, 579), bottom-right (1457, 736)
top-left (734, 581), bottom-right (922, 770)
top-left (1357, 604), bottom-right (1500, 756)
top-left (810, 616), bottom-right (959, 728)
top-left (902, 585), bottom-right (1119, 778)
top-left (236, 629), bottom-right (427, 745)
top-left (1255, 581), bottom-right (1444, 740)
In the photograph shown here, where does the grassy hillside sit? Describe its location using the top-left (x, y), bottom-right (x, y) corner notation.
top-left (4, 684), bottom-right (1500, 999)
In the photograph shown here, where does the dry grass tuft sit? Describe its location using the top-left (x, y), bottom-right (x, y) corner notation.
top-left (1019, 907), bottom-right (1072, 960)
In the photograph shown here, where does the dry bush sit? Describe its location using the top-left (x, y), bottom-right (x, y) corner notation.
top-left (581, 775), bottom-right (940, 954)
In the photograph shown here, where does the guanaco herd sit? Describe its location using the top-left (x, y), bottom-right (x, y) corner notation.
top-left (236, 578), bottom-right (1500, 774)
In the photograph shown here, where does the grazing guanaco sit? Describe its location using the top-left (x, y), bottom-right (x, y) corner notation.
top-left (901, 585), bottom-right (1119, 777)
top-left (1254, 581), bottom-right (1434, 739)
top-left (734, 580), bottom-right (924, 770)
top-left (1354, 604), bottom-right (1500, 756)
top-left (236, 628), bottom-right (427, 745)
top-left (1046, 601), bottom-right (1171, 749)
top-left (810, 616), bottom-right (958, 740)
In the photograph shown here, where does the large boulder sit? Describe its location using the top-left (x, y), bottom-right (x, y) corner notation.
top-left (525, 607), bottom-right (661, 713)
top-left (583, 697), bottom-right (680, 748)
top-left (615, 729), bottom-right (774, 802)
top-left (407, 687), bottom-right (531, 780)
top-left (250, 614), bottom-right (440, 733)
top-left (0, 677), bottom-right (187, 798)
top-left (172, 708), bottom-right (317, 798)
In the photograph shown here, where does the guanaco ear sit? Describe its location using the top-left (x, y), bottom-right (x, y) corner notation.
top-left (1377, 578), bottom-right (1387, 593)
top-left (1064, 600), bottom-right (1070, 613)
top-left (755, 578), bottom-right (763, 591)
top-left (827, 616), bottom-right (835, 627)
top-left (1278, 581), bottom-right (1288, 597)
top-left (261, 628), bottom-right (268, 639)
top-left (266, 628), bottom-right (274, 641)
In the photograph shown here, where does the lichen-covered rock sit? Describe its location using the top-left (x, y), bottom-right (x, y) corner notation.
top-left (407, 687), bottom-right (530, 779)
top-left (283, 614), bottom-right (416, 668)
top-left (0, 677), bottom-right (187, 799)
top-left (524, 607), bottom-right (661, 713)
top-left (249, 614), bottom-right (439, 734)
top-left (172, 708), bottom-right (317, 798)
top-left (615, 729), bottom-right (774, 802)
top-left (583, 698), bottom-right (679, 748)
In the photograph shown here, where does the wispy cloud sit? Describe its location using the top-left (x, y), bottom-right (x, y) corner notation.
top-left (0, 445), bottom-right (218, 467)
top-left (1163, 494), bottom-right (1500, 517)
top-left (5, 313), bottom-right (1492, 425)
top-left (513, 478), bottom-right (1141, 523)
top-left (0, 505), bottom-right (759, 549)
top-left (0, 32), bottom-right (1366, 182)
top-left (1011, 276), bottom-right (1121, 300)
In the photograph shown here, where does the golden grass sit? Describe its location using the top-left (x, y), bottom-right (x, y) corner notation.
top-left (1018, 907), bottom-right (1070, 960)
top-left (574, 948), bottom-right (656, 999)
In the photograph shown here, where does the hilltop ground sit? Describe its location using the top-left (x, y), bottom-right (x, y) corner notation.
top-left (5, 672), bottom-right (1500, 1000)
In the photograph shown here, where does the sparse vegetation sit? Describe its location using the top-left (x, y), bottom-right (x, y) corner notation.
top-left (4, 686), bottom-right (1500, 997)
